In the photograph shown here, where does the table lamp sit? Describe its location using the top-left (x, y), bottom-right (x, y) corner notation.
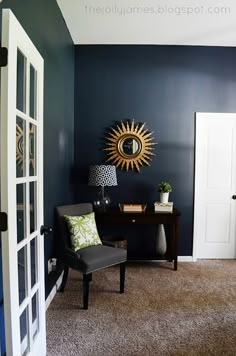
top-left (88, 165), bottom-right (117, 210)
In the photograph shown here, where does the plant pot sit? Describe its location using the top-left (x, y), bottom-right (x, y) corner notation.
top-left (160, 192), bottom-right (169, 203)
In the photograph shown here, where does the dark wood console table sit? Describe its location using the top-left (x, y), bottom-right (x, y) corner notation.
top-left (95, 208), bottom-right (181, 270)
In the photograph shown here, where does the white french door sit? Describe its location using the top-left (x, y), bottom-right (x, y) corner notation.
top-left (0, 9), bottom-right (46, 356)
top-left (193, 113), bottom-right (236, 259)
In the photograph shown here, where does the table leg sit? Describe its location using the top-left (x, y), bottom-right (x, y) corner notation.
top-left (174, 257), bottom-right (178, 271)
top-left (174, 220), bottom-right (179, 271)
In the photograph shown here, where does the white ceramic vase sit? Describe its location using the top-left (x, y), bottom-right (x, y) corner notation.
top-left (160, 192), bottom-right (169, 204)
top-left (156, 224), bottom-right (167, 255)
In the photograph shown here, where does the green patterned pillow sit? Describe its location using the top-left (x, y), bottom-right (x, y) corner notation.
top-left (64, 212), bottom-right (102, 251)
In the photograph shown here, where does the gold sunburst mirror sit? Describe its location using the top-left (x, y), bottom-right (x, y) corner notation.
top-left (104, 120), bottom-right (157, 172)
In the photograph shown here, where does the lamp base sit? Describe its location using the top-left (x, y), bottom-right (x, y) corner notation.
top-left (93, 188), bottom-right (111, 211)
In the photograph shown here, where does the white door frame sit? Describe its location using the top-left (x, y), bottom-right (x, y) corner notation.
top-left (193, 112), bottom-right (236, 260)
top-left (1, 9), bottom-right (45, 355)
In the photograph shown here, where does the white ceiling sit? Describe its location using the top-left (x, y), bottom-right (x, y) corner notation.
top-left (57, 0), bottom-right (236, 46)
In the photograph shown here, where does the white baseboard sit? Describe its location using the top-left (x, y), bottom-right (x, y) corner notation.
top-left (45, 272), bottom-right (63, 311)
top-left (131, 256), bottom-right (195, 263)
top-left (178, 256), bottom-right (194, 262)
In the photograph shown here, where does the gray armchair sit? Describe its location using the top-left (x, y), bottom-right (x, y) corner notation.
top-left (55, 203), bottom-right (127, 309)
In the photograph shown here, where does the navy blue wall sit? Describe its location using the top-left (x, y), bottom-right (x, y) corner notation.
top-left (74, 45), bottom-right (236, 258)
top-left (0, 1), bottom-right (74, 353)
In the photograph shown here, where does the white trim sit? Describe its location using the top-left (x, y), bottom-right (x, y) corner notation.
top-left (193, 112), bottom-right (201, 262)
top-left (45, 273), bottom-right (64, 311)
top-left (178, 256), bottom-right (195, 262)
top-left (131, 257), bottom-right (195, 263)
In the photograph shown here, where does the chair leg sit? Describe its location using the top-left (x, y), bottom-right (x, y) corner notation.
top-left (120, 262), bottom-right (126, 294)
top-left (59, 265), bottom-right (69, 292)
top-left (83, 273), bottom-right (91, 310)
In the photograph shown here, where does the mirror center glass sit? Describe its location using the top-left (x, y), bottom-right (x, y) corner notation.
top-left (121, 137), bottom-right (141, 156)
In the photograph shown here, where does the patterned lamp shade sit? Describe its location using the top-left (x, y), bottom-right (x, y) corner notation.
top-left (88, 165), bottom-right (118, 187)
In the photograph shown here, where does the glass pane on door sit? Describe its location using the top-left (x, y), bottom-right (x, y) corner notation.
top-left (30, 64), bottom-right (37, 119)
top-left (30, 237), bottom-right (37, 288)
top-left (32, 292), bottom-right (39, 340)
top-left (20, 307), bottom-right (29, 356)
top-left (30, 181), bottom-right (37, 233)
top-left (18, 246), bottom-right (27, 305)
top-left (17, 49), bottom-right (26, 113)
top-left (17, 183), bottom-right (27, 243)
top-left (16, 117), bottom-right (26, 177)
top-left (29, 123), bottom-right (37, 176)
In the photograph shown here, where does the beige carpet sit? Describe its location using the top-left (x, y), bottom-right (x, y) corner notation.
top-left (46, 260), bottom-right (236, 356)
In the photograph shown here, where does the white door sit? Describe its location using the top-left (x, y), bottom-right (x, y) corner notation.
top-left (0, 9), bottom-right (46, 356)
top-left (193, 112), bottom-right (236, 259)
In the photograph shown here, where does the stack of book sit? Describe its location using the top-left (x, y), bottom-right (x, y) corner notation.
top-left (119, 204), bottom-right (147, 213)
top-left (154, 202), bottom-right (173, 213)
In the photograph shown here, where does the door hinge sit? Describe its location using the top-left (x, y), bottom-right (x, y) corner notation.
top-left (0, 212), bottom-right (8, 232)
top-left (0, 47), bottom-right (8, 67)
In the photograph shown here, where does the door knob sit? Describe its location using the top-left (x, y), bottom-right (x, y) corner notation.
top-left (40, 225), bottom-right (53, 235)
top-left (232, 195), bottom-right (236, 200)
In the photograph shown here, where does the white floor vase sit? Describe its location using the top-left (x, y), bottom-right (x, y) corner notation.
top-left (156, 224), bottom-right (167, 255)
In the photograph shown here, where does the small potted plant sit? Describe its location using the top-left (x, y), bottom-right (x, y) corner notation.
top-left (158, 181), bottom-right (172, 203)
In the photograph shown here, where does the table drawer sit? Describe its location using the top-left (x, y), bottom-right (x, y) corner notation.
top-left (96, 214), bottom-right (177, 225)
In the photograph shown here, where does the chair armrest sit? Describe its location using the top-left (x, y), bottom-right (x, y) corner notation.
top-left (62, 247), bottom-right (81, 269)
top-left (101, 240), bottom-right (115, 247)
top-left (64, 247), bottom-right (80, 258)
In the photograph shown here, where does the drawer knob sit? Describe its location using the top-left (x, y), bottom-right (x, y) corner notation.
top-left (132, 219), bottom-right (136, 223)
